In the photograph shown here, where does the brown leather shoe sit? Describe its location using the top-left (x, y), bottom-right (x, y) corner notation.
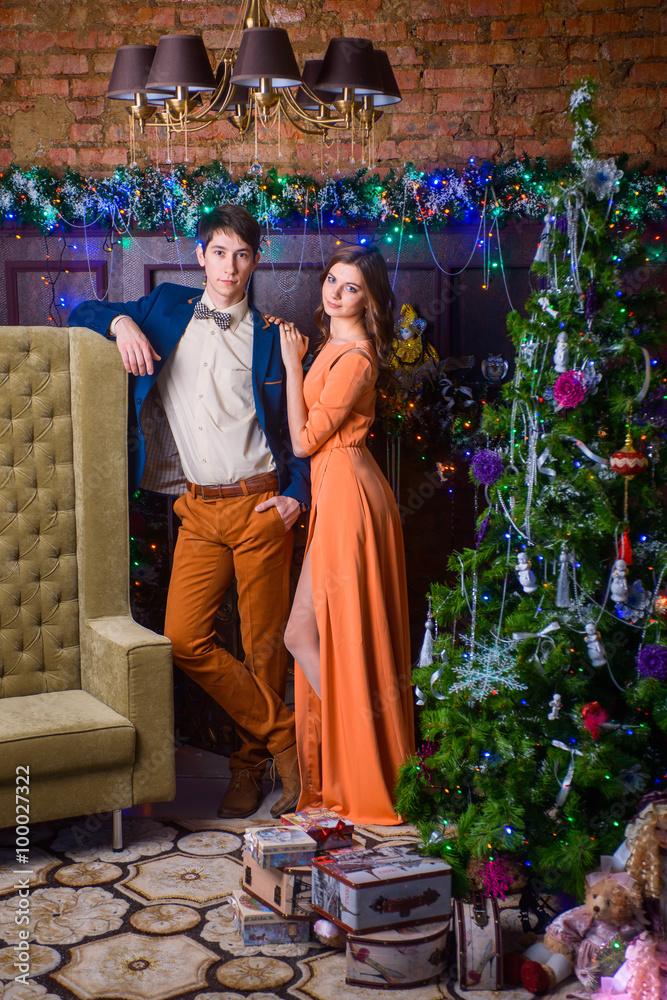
top-left (217, 768), bottom-right (264, 819)
top-left (270, 743), bottom-right (301, 818)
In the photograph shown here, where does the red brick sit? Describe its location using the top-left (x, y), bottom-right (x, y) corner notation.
top-left (0, 9), bottom-right (35, 26)
top-left (597, 87), bottom-right (653, 108)
top-left (322, 0), bottom-right (381, 13)
top-left (392, 115), bottom-right (460, 136)
top-left (366, 23), bottom-right (409, 42)
top-left (0, 102), bottom-right (34, 116)
top-left (505, 67), bottom-right (561, 88)
top-left (452, 138), bottom-right (501, 159)
top-left (55, 31), bottom-right (125, 49)
top-left (71, 79), bottom-right (110, 98)
top-left (0, 149), bottom-right (15, 167)
top-left (577, 0), bottom-right (621, 9)
top-left (271, 4), bottom-right (306, 22)
top-left (47, 148), bottom-right (77, 168)
top-left (563, 62), bottom-right (601, 84)
top-left (179, 5), bottom-right (233, 25)
top-left (469, 0), bottom-right (502, 13)
top-left (412, 1), bottom-right (458, 16)
top-left (494, 114), bottom-right (534, 136)
top-left (397, 137), bottom-right (438, 159)
top-left (21, 55), bottom-right (89, 76)
top-left (502, 0), bottom-right (543, 11)
top-left (152, 8), bottom-right (176, 27)
top-left (79, 148), bottom-right (129, 168)
top-left (107, 6), bottom-right (154, 26)
top-left (490, 17), bottom-right (553, 39)
top-left (516, 138), bottom-right (571, 158)
top-left (0, 30), bottom-right (22, 49)
top-left (653, 36), bottom-right (667, 58)
top-left (569, 42), bottom-right (599, 60)
top-left (423, 67), bottom-right (494, 89)
top-left (623, 0), bottom-right (662, 6)
top-left (67, 6), bottom-right (88, 27)
top-left (451, 43), bottom-right (517, 63)
top-left (376, 139), bottom-right (398, 159)
top-left (629, 62), bottom-right (667, 83)
top-left (69, 124), bottom-right (104, 143)
top-left (394, 69), bottom-right (421, 90)
top-left (597, 134), bottom-right (656, 156)
top-left (437, 91), bottom-right (494, 112)
top-left (591, 13), bottom-right (633, 33)
top-left (417, 22), bottom-right (478, 41)
top-left (16, 79), bottom-right (70, 97)
top-left (564, 15), bottom-right (594, 33)
top-left (66, 99), bottom-right (105, 118)
top-left (106, 124), bottom-right (129, 142)
top-left (602, 37), bottom-right (653, 60)
top-left (608, 109), bottom-right (664, 131)
top-left (21, 32), bottom-right (57, 51)
top-left (0, 57), bottom-right (15, 74)
top-left (514, 89), bottom-right (568, 114)
top-left (384, 45), bottom-right (419, 65)
top-left (394, 93), bottom-right (435, 113)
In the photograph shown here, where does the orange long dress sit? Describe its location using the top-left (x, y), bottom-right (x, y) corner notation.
top-left (295, 341), bottom-right (415, 825)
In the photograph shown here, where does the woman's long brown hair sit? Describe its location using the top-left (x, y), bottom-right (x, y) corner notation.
top-left (313, 246), bottom-right (396, 390)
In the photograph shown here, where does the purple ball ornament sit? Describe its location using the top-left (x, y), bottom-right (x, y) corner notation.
top-left (470, 449), bottom-right (504, 486)
top-left (553, 369), bottom-right (587, 410)
top-left (636, 644), bottom-right (667, 682)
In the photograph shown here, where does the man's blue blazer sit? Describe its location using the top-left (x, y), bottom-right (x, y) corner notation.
top-left (68, 282), bottom-right (310, 504)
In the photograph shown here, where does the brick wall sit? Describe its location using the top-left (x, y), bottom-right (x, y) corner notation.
top-left (0, 0), bottom-right (665, 174)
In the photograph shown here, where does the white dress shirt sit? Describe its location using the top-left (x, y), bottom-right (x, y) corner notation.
top-left (156, 290), bottom-right (275, 486)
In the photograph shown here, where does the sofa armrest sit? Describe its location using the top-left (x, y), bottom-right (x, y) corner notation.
top-left (80, 615), bottom-right (175, 804)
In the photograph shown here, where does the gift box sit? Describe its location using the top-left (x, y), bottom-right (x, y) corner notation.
top-left (242, 849), bottom-right (313, 919)
top-left (346, 918), bottom-right (451, 989)
top-left (312, 845), bottom-right (452, 933)
top-left (281, 807), bottom-right (354, 851)
top-left (244, 825), bottom-right (318, 869)
top-left (232, 889), bottom-right (311, 945)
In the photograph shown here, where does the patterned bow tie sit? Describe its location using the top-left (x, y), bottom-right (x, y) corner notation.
top-left (193, 302), bottom-right (231, 330)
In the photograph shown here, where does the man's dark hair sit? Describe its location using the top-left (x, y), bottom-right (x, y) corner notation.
top-left (197, 204), bottom-right (261, 256)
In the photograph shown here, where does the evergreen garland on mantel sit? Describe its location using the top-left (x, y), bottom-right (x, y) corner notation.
top-left (0, 157), bottom-right (665, 237)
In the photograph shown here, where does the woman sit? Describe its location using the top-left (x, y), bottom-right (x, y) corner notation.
top-left (277, 245), bottom-right (415, 825)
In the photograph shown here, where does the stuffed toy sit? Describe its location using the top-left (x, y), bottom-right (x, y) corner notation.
top-left (505, 858), bottom-right (644, 994)
top-left (623, 790), bottom-right (667, 937)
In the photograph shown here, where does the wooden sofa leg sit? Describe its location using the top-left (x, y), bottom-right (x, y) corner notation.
top-left (112, 810), bottom-right (123, 851)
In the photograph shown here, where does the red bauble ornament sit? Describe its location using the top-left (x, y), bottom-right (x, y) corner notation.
top-left (609, 431), bottom-right (648, 479)
top-left (581, 701), bottom-right (609, 740)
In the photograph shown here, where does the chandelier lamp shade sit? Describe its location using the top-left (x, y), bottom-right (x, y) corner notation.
top-left (104, 0), bottom-right (401, 162)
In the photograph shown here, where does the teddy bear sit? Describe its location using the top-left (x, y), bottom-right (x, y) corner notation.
top-left (505, 859), bottom-right (644, 994)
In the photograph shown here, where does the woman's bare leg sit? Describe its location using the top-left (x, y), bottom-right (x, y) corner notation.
top-left (284, 549), bottom-right (321, 698)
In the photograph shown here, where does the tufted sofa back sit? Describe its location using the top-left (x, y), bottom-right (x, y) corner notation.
top-left (0, 328), bottom-right (80, 697)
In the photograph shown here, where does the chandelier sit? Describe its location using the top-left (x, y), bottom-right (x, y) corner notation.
top-left (106, 0), bottom-right (401, 169)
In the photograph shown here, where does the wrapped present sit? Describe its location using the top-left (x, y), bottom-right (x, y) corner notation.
top-left (312, 844), bottom-right (452, 933)
top-left (242, 849), bottom-right (313, 920)
top-left (232, 889), bottom-right (311, 945)
top-left (346, 918), bottom-right (451, 989)
top-left (454, 893), bottom-right (503, 990)
top-left (281, 807), bottom-right (354, 851)
top-left (244, 825), bottom-right (318, 869)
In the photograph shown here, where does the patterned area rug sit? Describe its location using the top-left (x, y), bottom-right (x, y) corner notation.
top-left (0, 816), bottom-right (577, 1000)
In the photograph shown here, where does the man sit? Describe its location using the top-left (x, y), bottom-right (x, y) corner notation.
top-left (69, 204), bottom-right (310, 819)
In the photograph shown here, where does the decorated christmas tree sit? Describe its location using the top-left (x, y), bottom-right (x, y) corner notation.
top-left (396, 81), bottom-right (667, 899)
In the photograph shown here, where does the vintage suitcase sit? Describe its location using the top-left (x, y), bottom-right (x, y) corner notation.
top-left (311, 844), bottom-right (452, 933)
top-left (454, 893), bottom-right (503, 990)
top-left (281, 807), bottom-right (354, 851)
top-left (232, 889), bottom-right (311, 945)
top-left (346, 918), bottom-right (451, 989)
top-left (244, 825), bottom-right (318, 869)
top-left (242, 849), bottom-right (313, 919)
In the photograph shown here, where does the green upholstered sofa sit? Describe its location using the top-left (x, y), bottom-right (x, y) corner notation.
top-left (0, 325), bottom-right (175, 844)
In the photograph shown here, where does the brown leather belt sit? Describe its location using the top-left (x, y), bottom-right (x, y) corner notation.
top-left (186, 471), bottom-right (279, 500)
